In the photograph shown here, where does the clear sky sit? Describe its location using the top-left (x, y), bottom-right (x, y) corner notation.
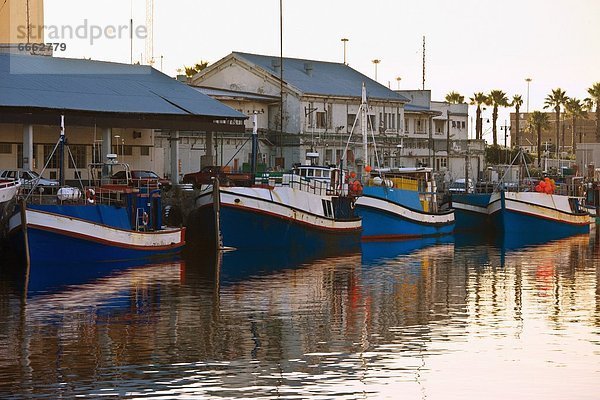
top-left (44, 0), bottom-right (599, 140)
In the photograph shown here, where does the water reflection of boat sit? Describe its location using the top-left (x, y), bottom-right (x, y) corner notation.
top-left (361, 236), bottom-right (453, 264)
top-left (185, 246), bottom-right (360, 284)
top-left (8, 257), bottom-right (182, 296)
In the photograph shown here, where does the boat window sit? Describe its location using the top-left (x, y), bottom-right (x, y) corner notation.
top-left (568, 198), bottom-right (583, 214)
top-left (307, 169), bottom-right (314, 177)
top-left (322, 199), bottom-right (333, 218)
top-left (300, 169), bottom-right (307, 177)
top-left (323, 170), bottom-right (330, 178)
top-left (315, 170), bottom-right (322, 178)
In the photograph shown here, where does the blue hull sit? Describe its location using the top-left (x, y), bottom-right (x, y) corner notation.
top-left (188, 203), bottom-right (361, 252)
top-left (451, 193), bottom-right (491, 232)
top-left (490, 207), bottom-right (589, 238)
top-left (356, 187), bottom-right (454, 240)
top-left (356, 204), bottom-right (454, 239)
top-left (10, 226), bottom-right (182, 265)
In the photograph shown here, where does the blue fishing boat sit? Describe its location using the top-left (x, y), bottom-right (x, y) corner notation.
top-left (8, 119), bottom-right (185, 266)
top-left (187, 114), bottom-right (361, 252)
top-left (488, 190), bottom-right (591, 237)
top-left (348, 83), bottom-right (454, 240)
top-left (450, 192), bottom-right (492, 231)
top-left (190, 168), bottom-right (362, 252)
top-left (355, 168), bottom-right (454, 240)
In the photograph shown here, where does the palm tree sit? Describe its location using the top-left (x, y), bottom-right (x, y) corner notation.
top-left (512, 94), bottom-right (523, 148)
top-left (529, 111), bottom-right (550, 168)
top-left (469, 92), bottom-right (487, 140)
top-left (487, 90), bottom-right (510, 147)
top-left (543, 88), bottom-right (568, 159)
top-left (445, 91), bottom-right (465, 104)
top-left (565, 98), bottom-right (587, 153)
top-left (587, 82), bottom-right (600, 140)
top-left (184, 61), bottom-right (209, 78)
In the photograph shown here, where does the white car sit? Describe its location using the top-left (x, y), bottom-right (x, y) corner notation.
top-left (0, 169), bottom-right (59, 187)
top-left (449, 178), bottom-right (474, 194)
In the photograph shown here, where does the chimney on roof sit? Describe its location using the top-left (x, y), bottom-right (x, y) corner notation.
top-left (304, 62), bottom-right (313, 77)
top-left (271, 59), bottom-right (281, 73)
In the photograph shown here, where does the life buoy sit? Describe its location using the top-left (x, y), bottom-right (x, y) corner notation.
top-left (349, 180), bottom-right (363, 196)
top-left (86, 188), bottom-right (96, 204)
top-left (142, 211), bottom-right (149, 226)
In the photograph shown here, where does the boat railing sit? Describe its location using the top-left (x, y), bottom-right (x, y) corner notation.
top-left (21, 185), bottom-right (138, 207)
top-left (282, 174), bottom-right (348, 196)
top-left (0, 180), bottom-right (20, 190)
top-left (367, 176), bottom-right (419, 191)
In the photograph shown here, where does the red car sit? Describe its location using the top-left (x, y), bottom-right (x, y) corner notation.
top-left (182, 166), bottom-right (253, 187)
top-left (111, 170), bottom-right (171, 189)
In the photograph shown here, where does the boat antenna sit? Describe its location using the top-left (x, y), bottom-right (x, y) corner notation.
top-left (59, 115), bottom-right (66, 187)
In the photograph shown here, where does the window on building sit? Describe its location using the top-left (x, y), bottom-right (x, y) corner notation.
top-left (435, 120), bottom-right (444, 133)
top-left (68, 145), bottom-right (87, 169)
top-left (325, 149), bottom-right (333, 164)
top-left (367, 115), bottom-right (376, 130)
top-left (440, 157), bottom-right (447, 168)
top-left (347, 113), bottom-right (357, 129)
top-left (140, 146), bottom-right (150, 156)
top-left (462, 121), bottom-right (466, 129)
top-left (43, 144), bottom-right (59, 169)
top-left (405, 119), bottom-right (410, 134)
top-left (0, 143), bottom-right (12, 154)
top-left (113, 145), bottom-right (133, 156)
top-left (316, 111), bottom-right (327, 129)
top-left (17, 144), bottom-right (38, 169)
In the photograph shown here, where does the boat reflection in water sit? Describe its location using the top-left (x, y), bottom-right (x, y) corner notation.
top-left (361, 236), bottom-right (453, 265)
top-left (2, 253), bottom-right (182, 297)
top-left (0, 228), bottom-right (599, 399)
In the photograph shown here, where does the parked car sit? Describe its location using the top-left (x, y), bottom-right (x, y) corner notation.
top-left (448, 178), bottom-right (474, 194)
top-left (182, 166), bottom-right (253, 187)
top-left (110, 170), bottom-right (171, 189)
top-left (0, 169), bottom-right (59, 187)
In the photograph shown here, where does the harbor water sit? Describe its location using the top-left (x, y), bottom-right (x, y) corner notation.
top-left (1, 232), bottom-right (600, 399)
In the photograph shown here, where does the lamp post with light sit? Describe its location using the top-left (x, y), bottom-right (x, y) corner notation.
top-left (372, 59), bottom-right (381, 81)
top-left (341, 38), bottom-right (349, 65)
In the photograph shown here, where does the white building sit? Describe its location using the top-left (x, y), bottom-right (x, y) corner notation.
top-left (399, 91), bottom-right (485, 184)
top-left (189, 52), bottom-right (410, 171)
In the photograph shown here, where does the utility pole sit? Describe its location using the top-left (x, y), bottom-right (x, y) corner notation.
top-left (446, 110), bottom-right (451, 171)
top-left (422, 36), bottom-right (426, 90)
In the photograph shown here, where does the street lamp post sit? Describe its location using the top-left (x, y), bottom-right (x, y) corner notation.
top-left (525, 78), bottom-right (532, 114)
top-left (341, 38), bottom-right (349, 65)
top-left (372, 59), bottom-right (381, 81)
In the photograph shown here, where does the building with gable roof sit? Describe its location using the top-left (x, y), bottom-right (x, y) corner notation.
top-left (191, 52), bottom-right (411, 170)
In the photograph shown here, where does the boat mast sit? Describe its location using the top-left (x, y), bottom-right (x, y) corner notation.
top-left (361, 82), bottom-right (368, 181)
top-left (251, 113), bottom-right (258, 176)
top-left (59, 115), bottom-right (65, 187)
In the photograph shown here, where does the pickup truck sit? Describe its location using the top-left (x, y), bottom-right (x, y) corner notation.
top-left (182, 166), bottom-right (253, 187)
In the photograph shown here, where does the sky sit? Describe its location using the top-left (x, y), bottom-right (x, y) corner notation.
top-left (43, 0), bottom-right (600, 141)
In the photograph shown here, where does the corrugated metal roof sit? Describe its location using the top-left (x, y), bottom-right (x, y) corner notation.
top-left (233, 52), bottom-right (409, 102)
top-left (0, 54), bottom-right (245, 119)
